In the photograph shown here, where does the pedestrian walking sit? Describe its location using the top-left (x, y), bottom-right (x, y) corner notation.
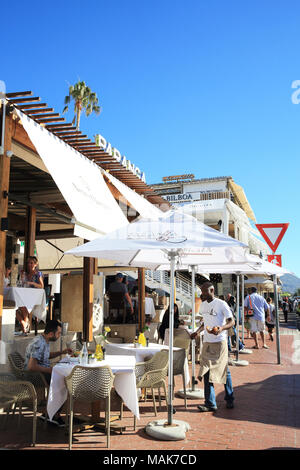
top-left (191, 282), bottom-right (235, 411)
top-left (244, 287), bottom-right (270, 349)
top-left (265, 297), bottom-right (275, 342)
top-left (226, 293), bottom-right (244, 352)
top-left (282, 299), bottom-right (289, 323)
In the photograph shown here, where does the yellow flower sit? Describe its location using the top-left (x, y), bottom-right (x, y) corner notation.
top-left (104, 326), bottom-right (111, 333)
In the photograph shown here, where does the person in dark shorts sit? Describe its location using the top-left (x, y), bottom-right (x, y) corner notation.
top-left (265, 297), bottom-right (275, 341)
top-left (108, 273), bottom-right (134, 321)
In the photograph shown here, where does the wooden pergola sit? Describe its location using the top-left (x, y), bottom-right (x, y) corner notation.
top-left (0, 90), bottom-right (169, 342)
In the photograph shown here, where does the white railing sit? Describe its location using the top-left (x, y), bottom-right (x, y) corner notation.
top-left (124, 269), bottom-right (194, 307)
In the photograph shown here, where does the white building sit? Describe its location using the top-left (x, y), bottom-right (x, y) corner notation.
top-left (150, 174), bottom-right (270, 296)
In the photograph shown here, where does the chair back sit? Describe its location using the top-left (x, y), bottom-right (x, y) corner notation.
top-left (64, 365), bottom-right (114, 402)
top-left (172, 348), bottom-right (186, 375)
top-left (143, 350), bottom-right (169, 374)
top-left (8, 352), bottom-right (25, 379)
top-left (174, 329), bottom-right (191, 355)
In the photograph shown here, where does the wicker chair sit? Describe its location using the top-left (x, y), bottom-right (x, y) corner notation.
top-left (8, 352), bottom-right (49, 404)
top-left (0, 373), bottom-right (37, 446)
top-left (174, 329), bottom-right (191, 358)
top-left (64, 365), bottom-right (114, 450)
top-left (172, 348), bottom-right (188, 408)
top-left (134, 350), bottom-right (169, 430)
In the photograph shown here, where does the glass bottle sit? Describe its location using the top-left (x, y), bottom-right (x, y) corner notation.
top-left (81, 342), bottom-right (88, 365)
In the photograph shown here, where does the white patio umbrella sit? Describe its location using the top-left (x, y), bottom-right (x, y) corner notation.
top-left (156, 254), bottom-right (267, 389)
top-left (65, 210), bottom-right (250, 437)
top-left (192, 259), bottom-right (289, 365)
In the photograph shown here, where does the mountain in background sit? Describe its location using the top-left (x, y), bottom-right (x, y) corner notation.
top-left (280, 273), bottom-right (300, 294)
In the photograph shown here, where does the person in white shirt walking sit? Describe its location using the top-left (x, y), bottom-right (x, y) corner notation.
top-left (191, 282), bottom-right (235, 412)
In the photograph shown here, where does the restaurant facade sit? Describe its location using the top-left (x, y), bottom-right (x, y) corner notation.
top-left (0, 88), bottom-right (170, 363)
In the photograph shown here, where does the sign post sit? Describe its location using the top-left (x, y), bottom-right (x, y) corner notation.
top-left (256, 223), bottom-right (289, 366)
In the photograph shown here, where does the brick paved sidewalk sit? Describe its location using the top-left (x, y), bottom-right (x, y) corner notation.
top-left (0, 320), bottom-right (299, 451)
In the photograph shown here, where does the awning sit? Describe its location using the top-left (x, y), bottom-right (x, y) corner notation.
top-left (228, 180), bottom-right (256, 222)
top-left (16, 110), bottom-right (129, 240)
top-left (36, 238), bottom-right (118, 273)
top-left (102, 169), bottom-right (163, 220)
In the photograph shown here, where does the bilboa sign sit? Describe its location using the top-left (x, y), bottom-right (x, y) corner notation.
top-left (95, 133), bottom-right (146, 183)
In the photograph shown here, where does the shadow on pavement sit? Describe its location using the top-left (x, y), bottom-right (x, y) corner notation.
top-left (215, 373), bottom-right (300, 429)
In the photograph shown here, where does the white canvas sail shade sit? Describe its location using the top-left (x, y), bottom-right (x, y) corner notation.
top-left (16, 110), bottom-right (128, 237)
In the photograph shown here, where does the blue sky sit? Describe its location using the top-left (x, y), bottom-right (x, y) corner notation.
top-left (1, 0), bottom-right (300, 277)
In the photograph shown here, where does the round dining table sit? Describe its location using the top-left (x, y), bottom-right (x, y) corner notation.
top-left (47, 354), bottom-right (139, 421)
top-left (105, 342), bottom-right (190, 386)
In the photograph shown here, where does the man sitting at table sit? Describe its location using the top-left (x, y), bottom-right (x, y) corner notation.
top-left (108, 273), bottom-right (134, 322)
top-left (24, 319), bottom-right (72, 427)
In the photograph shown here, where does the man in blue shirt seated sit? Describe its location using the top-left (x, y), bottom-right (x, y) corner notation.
top-left (244, 287), bottom-right (270, 349)
top-left (24, 320), bottom-right (71, 426)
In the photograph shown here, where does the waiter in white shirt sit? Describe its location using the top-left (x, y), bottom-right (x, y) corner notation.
top-left (191, 281), bottom-right (235, 412)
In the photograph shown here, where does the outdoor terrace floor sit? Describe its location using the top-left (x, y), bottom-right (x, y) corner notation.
top-left (0, 312), bottom-right (299, 453)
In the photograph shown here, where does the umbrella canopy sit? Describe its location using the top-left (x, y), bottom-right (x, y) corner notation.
top-left (66, 210), bottom-right (249, 266)
top-left (65, 209), bottom-right (250, 428)
top-left (156, 255), bottom-right (289, 276)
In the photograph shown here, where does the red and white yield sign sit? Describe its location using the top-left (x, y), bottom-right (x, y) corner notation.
top-left (267, 254), bottom-right (282, 267)
top-left (256, 223), bottom-right (289, 253)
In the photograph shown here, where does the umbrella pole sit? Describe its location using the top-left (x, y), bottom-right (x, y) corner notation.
top-left (273, 274), bottom-right (281, 364)
top-left (235, 274), bottom-right (240, 363)
top-left (191, 265), bottom-right (196, 391)
top-left (241, 274), bottom-right (245, 343)
top-left (167, 251), bottom-right (176, 425)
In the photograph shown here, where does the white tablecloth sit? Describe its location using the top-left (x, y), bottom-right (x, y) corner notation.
top-left (105, 342), bottom-right (190, 386)
top-left (132, 297), bottom-right (156, 319)
top-left (47, 355), bottom-right (139, 421)
top-left (4, 287), bottom-right (47, 322)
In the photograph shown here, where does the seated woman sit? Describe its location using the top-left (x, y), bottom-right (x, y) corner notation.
top-left (16, 256), bottom-right (44, 335)
top-left (4, 266), bottom-right (11, 287)
top-left (158, 303), bottom-right (181, 342)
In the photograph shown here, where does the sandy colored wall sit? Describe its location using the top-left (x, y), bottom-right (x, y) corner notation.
top-left (61, 275), bottom-right (83, 333)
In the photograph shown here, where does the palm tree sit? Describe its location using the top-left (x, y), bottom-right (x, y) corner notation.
top-left (63, 81), bottom-right (101, 130)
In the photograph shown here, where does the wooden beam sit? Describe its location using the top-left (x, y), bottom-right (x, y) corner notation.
top-left (9, 97), bottom-right (41, 103)
top-left (34, 229), bottom-right (75, 240)
top-left (83, 254), bottom-right (97, 342)
top-left (68, 139), bottom-right (91, 144)
top-left (62, 135), bottom-right (88, 141)
top-left (53, 131), bottom-right (82, 136)
top-left (98, 163), bottom-right (123, 169)
top-left (46, 123), bottom-right (73, 129)
top-left (138, 268), bottom-right (145, 331)
top-left (72, 144), bottom-right (97, 148)
top-left (12, 121), bottom-right (37, 154)
top-left (27, 108), bottom-right (54, 115)
top-left (30, 113), bottom-right (60, 119)
top-left (82, 151), bottom-right (108, 156)
top-left (23, 206), bottom-right (36, 268)
top-left (35, 117), bottom-right (65, 123)
top-left (17, 103), bottom-right (47, 109)
top-left (6, 91), bottom-right (33, 98)
top-left (0, 113), bottom-right (13, 339)
top-left (103, 177), bottom-right (135, 209)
